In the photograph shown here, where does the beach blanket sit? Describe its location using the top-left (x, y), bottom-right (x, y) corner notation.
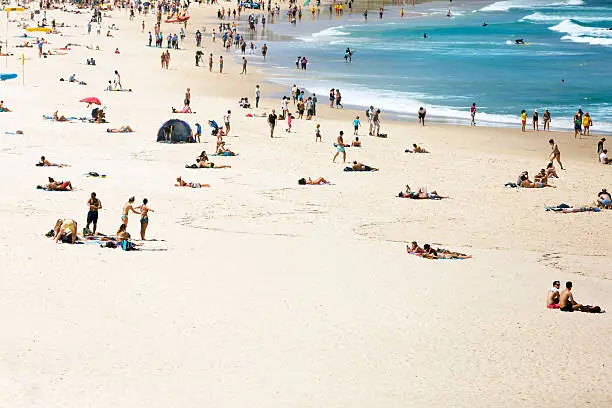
top-left (210, 152), bottom-right (238, 157)
top-left (344, 166), bottom-right (375, 172)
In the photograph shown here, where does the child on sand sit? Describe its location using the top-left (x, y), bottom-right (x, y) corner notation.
top-left (353, 116), bottom-right (360, 135)
top-left (315, 124), bottom-right (322, 142)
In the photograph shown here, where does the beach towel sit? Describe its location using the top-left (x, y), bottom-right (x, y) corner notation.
top-left (344, 166), bottom-right (375, 172)
top-left (210, 152), bottom-right (238, 157)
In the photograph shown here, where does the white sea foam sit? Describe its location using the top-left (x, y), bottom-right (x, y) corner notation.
top-left (298, 26), bottom-right (351, 42)
top-left (521, 12), bottom-right (612, 23)
top-left (481, 0), bottom-right (583, 12)
top-left (549, 19), bottom-right (612, 46)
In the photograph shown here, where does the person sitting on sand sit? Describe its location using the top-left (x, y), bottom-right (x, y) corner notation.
top-left (172, 106), bottom-right (192, 113)
top-left (547, 280), bottom-right (561, 309)
top-left (298, 177), bottom-right (330, 185)
top-left (185, 158), bottom-right (231, 169)
top-left (519, 174), bottom-right (556, 188)
top-left (115, 224), bottom-right (139, 250)
top-left (0, 100), bottom-right (12, 112)
top-left (106, 126), bottom-right (134, 133)
top-left (407, 241), bottom-right (424, 255)
top-left (600, 149), bottom-right (611, 165)
top-left (405, 143), bottom-right (429, 153)
top-left (545, 162), bottom-right (559, 179)
top-left (38, 177), bottom-right (73, 191)
top-left (52, 110), bottom-right (68, 122)
top-left (534, 169), bottom-right (549, 185)
top-left (351, 137), bottom-right (361, 147)
top-left (216, 141), bottom-right (236, 156)
top-left (399, 185), bottom-right (447, 199)
top-left (559, 281), bottom-right (582, 312)
top-left (175, 176), bottom-right (210, 188)
top-left (598, 188), bottom-right (612, 208)
top-left (37, 156), bottom-right (68, 167)
top-left (53, 218), bottom-right (78, 244)
top-left (351, 161), bottom-right (378, 171)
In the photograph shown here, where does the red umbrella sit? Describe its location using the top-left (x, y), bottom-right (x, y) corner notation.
top-left (79, 97), bottom-right (101, 105)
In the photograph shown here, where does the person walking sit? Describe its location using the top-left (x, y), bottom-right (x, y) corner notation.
top-left (268, 109), bottom-right (277, 138)
top-left (470, 103), bottom-right (477, 126)
top-left (255, 84), bottom-right (261, 108)
top-left (549, 139), bottom-right (564, 170)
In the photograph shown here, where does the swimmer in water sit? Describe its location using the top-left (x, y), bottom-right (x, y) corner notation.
top-left (515, 39), bottom-right (525, 45)
top-left (424, 33), bottom-right (427, 39)
top-left (482, 22), bottom-right (488, 26)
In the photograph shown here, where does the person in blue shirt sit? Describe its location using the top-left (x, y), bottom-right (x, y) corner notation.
top-left (194, 122), bottom-right (202, 143)
top-left (353, 116), bottom-right (361, 135)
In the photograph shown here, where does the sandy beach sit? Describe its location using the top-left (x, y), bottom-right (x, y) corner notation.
top-left (1, 2), bottom-right (611, 407)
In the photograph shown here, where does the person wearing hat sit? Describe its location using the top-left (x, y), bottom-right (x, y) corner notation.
top-left (532, 109), bottom-right (539, 131)
top-left (543, 109), bottom-right (551, 131)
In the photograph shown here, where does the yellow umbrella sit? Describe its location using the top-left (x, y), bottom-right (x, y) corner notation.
top-left (26, 27), bottom-right (51, 33)
top-left (4, 7), bottom-right (25, 12)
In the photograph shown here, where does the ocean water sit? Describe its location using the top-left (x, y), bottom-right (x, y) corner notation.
top-left (250, 0), bottom-right (612, 132)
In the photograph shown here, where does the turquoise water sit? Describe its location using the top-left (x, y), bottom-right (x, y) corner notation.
top-left (253, 0), bottom-right (612, 132)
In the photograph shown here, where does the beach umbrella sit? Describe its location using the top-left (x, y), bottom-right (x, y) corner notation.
top-left (0, 73), bottom-right (17, 81)
top-left (79, 97), bottom-right (101, 105)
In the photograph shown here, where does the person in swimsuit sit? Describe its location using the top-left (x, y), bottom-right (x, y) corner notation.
top-left (598, 188), bottom-right (612, 208)
top-left (332, 131), bottom-right (346, 163)
top-left (86, 192), bottom-right (102, 234)
top-left (106, 126), bottom-right (134, 133)
top-left (351, 161), bottom-right (378, 171)
top-left (405, 144), bottom-right (428, 153)
top-left (54, 218), bottom-right (78, 244)
top-left (176, 176), bottom-right (211, 188)
top-left (543, 109), bottom-right (551, 131)
top-left (38, 156), bottom-right (68, 167)
top-left (407, 241), bottom-right (424, 255)
top-left (298, 177), bottom-right (330, 185)
top-left (519, 177), bottom-right (556, 188)
top-left (52, 111), bottom-right (68, 122)
top-left (547, 281), bottom-right (561, 309)
top-left (136, 198), bottom-right (154, 240)
top-left (121, 196), bottom-right (140, 226)
top-left (532, 109), bottom-right (539, 131)
top-left (559, 281), bottom-right (582, 312)
top-left (520, 110), bottom-right (527, 132)
top-left (549, 139), bottom-right (564, 170)
top-left (39, 177), bottom-right (73, 191)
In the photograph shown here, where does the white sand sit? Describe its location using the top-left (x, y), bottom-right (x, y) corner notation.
top-left (1, 4), bottom-right (611, 407)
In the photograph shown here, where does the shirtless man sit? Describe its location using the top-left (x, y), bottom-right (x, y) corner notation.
top-left (598, 188), bottom-right (612, 208)
top-left (332, 131), bottom-right (346, 163)
top-left (405, 144), bottom-right (428, 153)
top-left (549, 139), bottom-right (564, 170)
top-left (38, 156), bottom-right (68, 167)
top-left (86, 192), bottom-right (102, 234)
top-left (559, 281), bottom-right (582, 312)
top-left (121, 196), bottom-right (140, 226)
top-left (547, 280), bottom-right (561, 309)
top-left (351, 161), bottom-right (378, 171)
top-left (136, 198), bottom-right (154, 240)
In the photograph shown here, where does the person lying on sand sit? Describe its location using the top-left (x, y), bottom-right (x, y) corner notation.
top-left (37, 156), bottom-right (69, 167)
top-left (106, 126), bottom-right (134, 133)
top-left (175, 176), bottom-right (210, 188)
top-left (53, 218), bottom-right (78, 244)
top-left (0, 100), bottom-right (12, 112)
top-left (598, 188), bottom-right (612, 208)
top-left (421, 244), bottom-right (472, 260)
top-left (186, 153), bottom-right (231, 169)
top-left (351, 161), bottom-right (378, 171)
top-left (298, 177), bottom-right (330, 185)
top-left (406, 241), bottom-right (425, 255)
top-left (399, 185), bottom-right (447, 199)
top-left (172, 106), bottom-right (193, 113)
top-left (37, 177), bottom-right (73, 191)
top-left (405, 143), bottom-right (429, 153)
top-left (547, 280), bottom-right (561, 309)
top-left (52, 110), bottom-right (68, 122)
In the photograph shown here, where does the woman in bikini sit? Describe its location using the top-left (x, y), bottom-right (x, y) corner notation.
top-left (135, 198), bottom-right (154, 240)
top-left (298, 177), bottom-right (330, 185)
top-left (175, 176), bottom-right (210, 188)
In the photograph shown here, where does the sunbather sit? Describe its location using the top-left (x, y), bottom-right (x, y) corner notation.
top-left (405, 144), bottom-right (429, 153)
top-left (52, 110), bottom-right (68, 122)
top-left (216, 141), bottom-right (236, 156)
top-left (546, 162), bottom-right (559, 179)
top-left (519, 174), bottom-right (556, 188)
top-left (406, 241), bottom-right (424, 255)
top-left (53, 218), bottom-right (78, 244)
top-left (106, 125), bottom-right (134, 133)
top-left (399, 185), bottom-right (447, 199)
top-left (175, 176), bottom-right (210, 188)
top-left (37, 156), bottom-right (68, 167)
top-left (421, 244), bottom-right (472, 259)
top-left (350, 161), bottom-right (378, 171)
top-left (37, 177), bottom-right (73, 191)
top-left (598, 188), bottom-right (612, 208)
top-left (298, 177), bottom-right (330, 185)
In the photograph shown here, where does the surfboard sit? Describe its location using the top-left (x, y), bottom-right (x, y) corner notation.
top-left (0, 73), bottom-right (18, 81)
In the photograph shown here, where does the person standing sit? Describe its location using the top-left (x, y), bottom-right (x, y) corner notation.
top-left (114, 70), bottom-right (122, 90)
top-left (470, 103), bottom-right (477, 126)
top-left (543, 109), bottom-right (551, 131)
top-left (223, 110), bottom-right (231, 135)
top-left (583, 112), bottom-right (592, 135)
top-left (241, 57), bottom-right (247, 74)
top-left (121, 197), bottom-right (140, 227)
top-left (268, 109), bottom-right (277, 138)
top-left (353, 116), bottom-right (360, 135)
top-left (262, 43), bottom-right (268, 60)
top-left (136, 198), bottom-right (154, 240)
top-left (219, 55), bottom-right (224, 73)
top-left (532, 109), bottom-right (539, 131)
top-left (333, 131), bottom-right (346, 163)
top-left (335, 89), bottom-right (343, 108)
top-left (418, 107), bottom-right (426, 126)
top-left (184, 88), bottom-right (191, 108)
top-left (86, 192), bottom-right (102, 234)
top-left (312, 93), bottom-right (318, 116)
top-left (209, 53), bottom-right (213, 72)
top-left (549, 139), bottom-right (564, 170)
top-left (195, 122), bottom-right (202, 143)
top-left (255, 84), bottom-right (261, 108)
top-left (521, 109), bottom-right (527, 132)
